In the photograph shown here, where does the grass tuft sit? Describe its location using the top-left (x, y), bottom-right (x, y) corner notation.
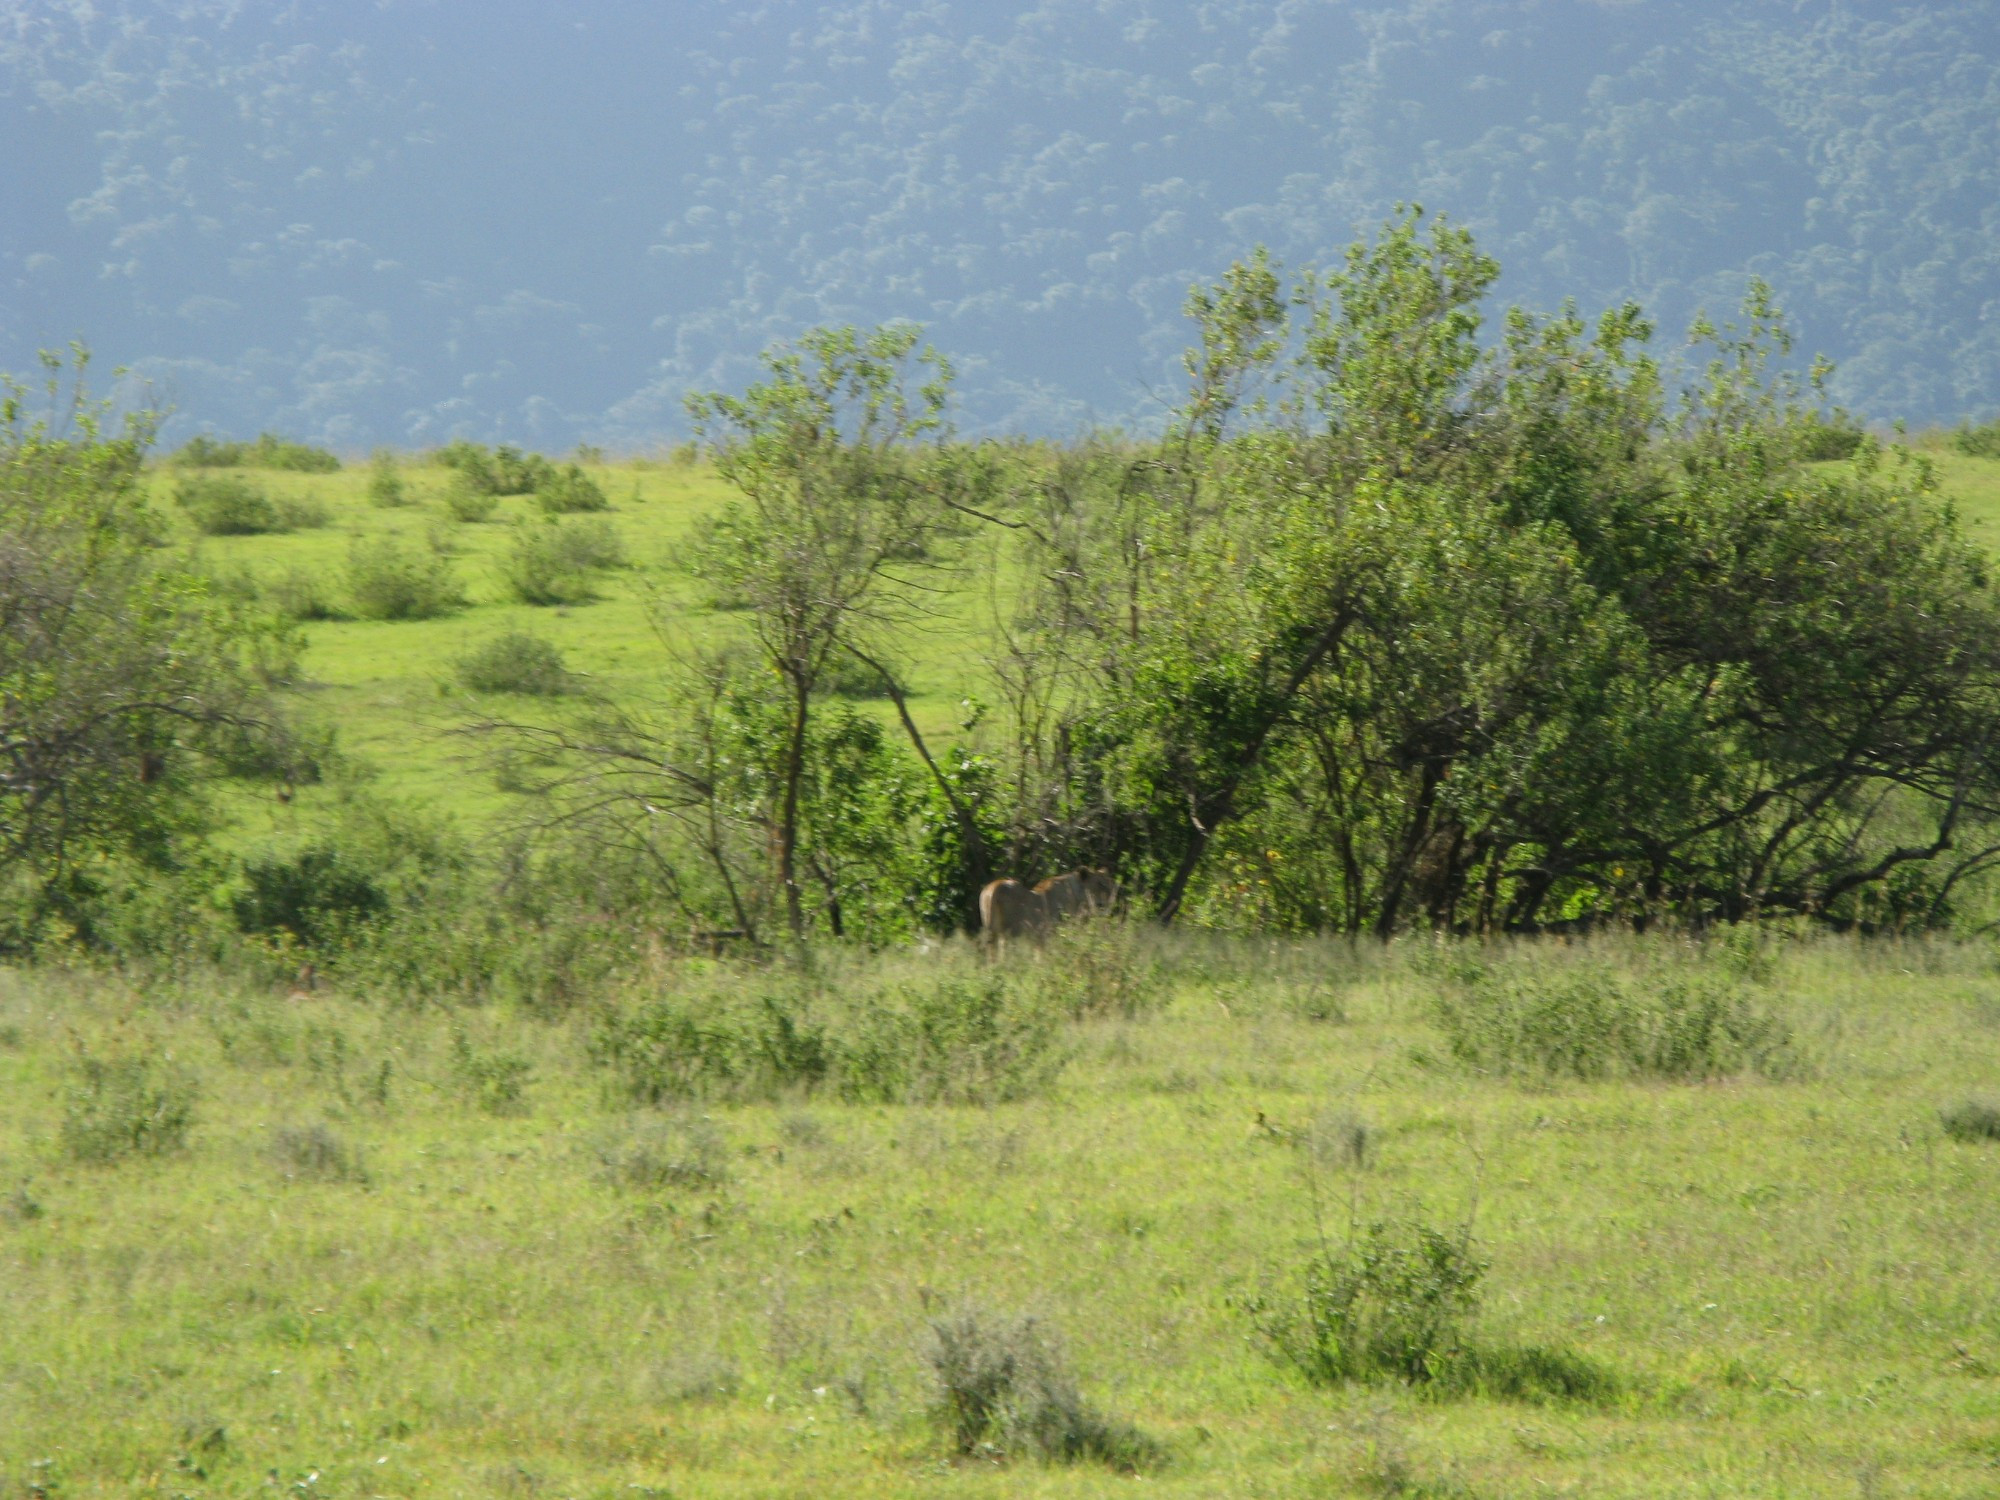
top-left (60, 1053), bottom-right (199, 1163)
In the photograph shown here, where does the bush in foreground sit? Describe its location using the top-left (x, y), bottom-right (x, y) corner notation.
top-left (926, 1309), bottom-right (1163, 1471)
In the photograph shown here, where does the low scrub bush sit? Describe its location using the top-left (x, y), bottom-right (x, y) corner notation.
top-left (367, 449), bottom-right (407, 506)
top-left (264, 568), bottom-right (345, 622)
top-left (1940, 1098), bottom-right (2000, 1142)
top-left (435, 439), bottom-right (551, 496)
top-left (451, 1032), bottom-right (534, 1115)
top-left (455, 632), bottom-right (572, 696)
top-left (534, 463), bottom-right (610, 514)
top-left (591, 969), bottom-right (1064, 1106)
top-left (812, 649), bottom-right (903, 700)
top-left (501, 518), bottom-right (626, 605)
top-left (346, 537), bottom-right (466, 619)
top-left (1238, 1215), bottom-right (1616, 1404)
top-left (269, 1122), bottom-right (367, 1183)
top-left (1035, 922), bottom-right (1159, 1018)
top-left (1430, 964), bottom-right (1793, 1082)
top-left (1952, 418), bottom-right (2000, 460)
top-left (176, 474), bottom-right (283, 535)
top-left (926, 1309), bottom-right (1163, 1471)
top-left (173, 432), bottom-right (340, 472)
top-left (233, 846), bottom-right (390, 948)
top-left (441, 472), bottom-right (501, 522)
top-left (598, 1115), bottom-right (730, 1190)
top-left (60, 1054), bottom-right (199, 1163)
top-left (1795, 409), bottom-right (1867, 461)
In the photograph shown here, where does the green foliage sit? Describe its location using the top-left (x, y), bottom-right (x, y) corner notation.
top-left (597, 1115), bottom-right (730, 1190)
top-left (451, 1031), bottom-right (534, 1115)
top-left (1953, 418), bottom-right (2000, 460)
top-left (345, 536), bottom-right (466, 619)
top-left (1939, 1098), bottom-right (2000, 1142)
top-left (925, 1309), bottom-right (1164, 1470)
top-left (264, 567), bottom-right (346, 622)
top-left (500, 517), bottom-right (625, 604)
top-left (533, 463), bottom-right (610, 514)
top-left (434, 439), bottom-right (551, 496)
top-left (269, 1122), bottom-right (367, 1183)
top-left (367, 448), bottom-right (408, 506)
top-left (172, 432), bottom-right (340, 472)
top-left (176, 473), bottom-right (327, 536)
top-left (233, 846), bottom-right (391, 947)
top-left (455, 632), bottom-right (572, 695)
top-left (591, 966), bottom-right (1064, 1106)
top-left (1240, 1215), bottom-right (1616, 1403)
top-left (1796, 409), bottom-right (1869, 461)
top-left (1429, 964), bottom-right (1794, 1082)
top-left (441, 471), bottom-right (501, 522)
top-left (60, 1052), bottom-right (199, 1163)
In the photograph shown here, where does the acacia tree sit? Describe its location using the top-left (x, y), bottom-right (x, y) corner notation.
top-left (0, 349), bottom-right (290, 939)
top-left (684, 324), bottom-right (964, 937)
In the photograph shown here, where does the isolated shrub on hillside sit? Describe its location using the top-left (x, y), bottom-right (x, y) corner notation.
top-left (1952, 418), bottom-right (2000, 459)
top-left (1795, 409), bottom-right (1867, 461)
top-left (265, 568), bottom-right (345, 622)
top-left (925, 1309), bottom-right (1162, 1470)
top-left (502, 517), bottom-right (626, 605)
top-left (436, 439), bottom-right (550, 496)
top-left (269, 1122), bottom-right (367, 1183)
top-left (345, 536), bottom-right (466, 619)
top-left (367, 448), bottom-right (407, 506)
top-left (456, 632), bottom-right (572, 695)
top-left (812, 648), bottom-right (904, 700)
top-left (1237, 1214), bottom-right (1615, 1402)
top-left (176, 474), bottom-right (283, 535)
top-left (60, 1054), bottom-right (198, 1162)
top-left (598, 1115), bottom-right (730, 1190)
top-left (534, 462), bottom-right (610, 514)
top-left (233, 846), bottom-right (390, 947)
top-left (1430, 966), bottom-right (1793, 1082)
top-left (442, 471), bottom-right (501, 522)
top-left (1940, 1099), bottom-right (2000, 1142)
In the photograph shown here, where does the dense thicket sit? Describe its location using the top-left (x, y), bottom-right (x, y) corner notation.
top-left (458, 217), bottom-right (2000, 947)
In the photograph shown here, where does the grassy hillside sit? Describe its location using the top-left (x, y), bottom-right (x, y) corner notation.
top-left (3, 934), bottom-right (1998, 1496)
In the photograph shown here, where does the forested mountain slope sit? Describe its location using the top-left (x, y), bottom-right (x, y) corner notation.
top-left (4, 0), bottom-right (1995, 446)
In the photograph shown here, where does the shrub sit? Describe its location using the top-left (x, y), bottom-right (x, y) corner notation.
top-left (435, 440), bottom-right (550, 496)
top-left (451, 1032), bottom-right (533, 1115)
top-left (455, 632), bottom-right (572, 696)
top-left (346, 537), bottom-right (466, 619)
top-left (233, 846), bottom-right (390, 947)
top-left (501, 518), bottom-right (626, 605)
top-left (272, 494), bottom-right (330, 530)
top-left (1429, 965), bottom-right (1793, 1082)
top-left (926, 1309), bottom-right (1162, 1471)
top-left (599, 1115), bottom-right (730, 1190)
top-left (172, 433), bottom-right (340, 472)
top-left (1239, 1215), bottom-right (1618, 1404)
top-left (813, 649), bottom-right (903, 700)
top-left (367, 449), bottom-right (407, 506)
top-left (1795, 410), bottom-right (1867, 461)
top-left (265, 568), bottom-right (345, 622)
top-left (1952, 418), bottom-right (2000, 460)
top-left (60, 1054), bottom-right (198, 1162)
top-left (534, 463), bottom-right (610, 514)
top-left (176, 474), bottom-right (283, 535)
top-left (442, 472), bottom-right (501, 523)
top-left (269, 1122), bottom-right (366, 1183)
top-left (591, 970), bottom-right (1064, 1106)
top-left (1940, 1099), bottom-right (2000, 1143)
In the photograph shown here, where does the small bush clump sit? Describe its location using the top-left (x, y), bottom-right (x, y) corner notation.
top-left (264, 568), bottom-right (345, 622)
top-left (367, 449), bottom-right (407, 506)
top-left (175, 474), bottom-right (283, 535)
top-left (599, 1115), bottom-right (730, 1190)
top-left (60, 1054), bottom-right (199, 1163)
top-left (591, 970), bottom-right (1064, 1106)
top-left (173, 432), bottom-right (340, 472)
top-left (1940, 1099), bottom-right (2000, 1142)
top-left (534, 463), bottom-right (610, 514)
top-left (501, 518), bottom-right (626, 605)
top-left (1430, 965), bottom-right (1793, 1082)
top-left (1795, 410), bottom-right (1868, 461)
top-left (926, 1309), bottom-right (1163, 1471)
top-left (452, 1032), bottom-right (534, 1115)
top-left (269, 1122), bottom-right (367, 1183)
top-left (441, 472), bottom-right (501, 523)
top-left (346, 537), bottom-right (466, 619)
top-left (1238, 1215), bottom-right (1615, 1404)
top-left (455, 632), bottom-right (573, 696)
top-left (233, 846), bottom-right (390, 948)
top-left (435, 439), bottom-right (551, 496)
top-left (1952, 418), bottom-right (2000, 460)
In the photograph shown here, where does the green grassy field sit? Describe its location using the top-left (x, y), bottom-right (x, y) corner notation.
top-left (3, 934), bottom-right (1999, 1497)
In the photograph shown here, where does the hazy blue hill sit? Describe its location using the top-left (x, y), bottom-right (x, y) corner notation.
top-left (4, 0), bottom-right (1994, 446)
